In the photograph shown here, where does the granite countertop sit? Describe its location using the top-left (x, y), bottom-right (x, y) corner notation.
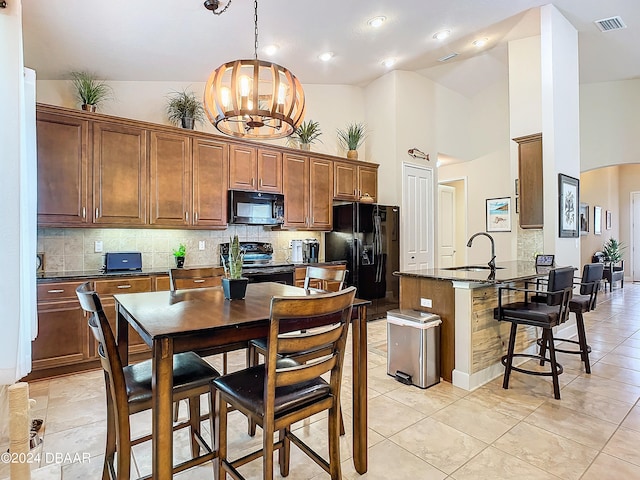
top-left (37, 260), bottom-right (347, 283)
top-left (394, 261), bottom-right (553, 284)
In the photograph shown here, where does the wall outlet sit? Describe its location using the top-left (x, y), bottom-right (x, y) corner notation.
top-left (199, 240), bottom-right (206, 251)
top-left (94, 240), bottom-right (103, 253)
top-left (420, 298), bottom-right (432, 308)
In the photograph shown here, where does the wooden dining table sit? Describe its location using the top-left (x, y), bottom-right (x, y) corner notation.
top-left (115, 282), bottom-right (370, 479)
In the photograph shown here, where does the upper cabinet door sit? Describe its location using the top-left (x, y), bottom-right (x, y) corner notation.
top-left (192, 138), bottom-right (228, 227)
top-left (514, 133), bottom-right (543, 229)
top-left (229, 144), bottom-right (257, 191)
top-left (257, 148), bottom-right (282, 193)
top-left (36, 112), bottom-right (90, 225)
top-left (149, 131), bottom-right (191, 226)
top-left (282, 153), bottom-right (309, 228)
top-left (333, 161), bottom-right (358, 201)
top-left (309, 157), bottom-right (333, 230)
top-left (358, 165), bottom-right (378, 202)
top-left (93, 122), bottom-right (148, 225)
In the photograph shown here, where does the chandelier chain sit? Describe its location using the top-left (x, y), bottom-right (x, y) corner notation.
top-left (212, 0), bottom-right (231, 16)
top-left (253, 0), bottom-right (259, 59)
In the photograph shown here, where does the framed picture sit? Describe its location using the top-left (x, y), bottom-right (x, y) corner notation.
top-left (606, 210), bottom-right (612, 230)
top-left (515, 197), bottom-right (520, 214)
top-left (579, 203), bottom-right (589, 235)
top-left (594, 206), bottom-right (602, 235)
top-left (558, 174), bottom-right (579, 238)
top-left (486, 197), bottom-right (512, 232)
top-left (514, 178), bottom-right (519, 196)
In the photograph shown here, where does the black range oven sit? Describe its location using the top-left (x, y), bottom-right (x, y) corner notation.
top-left (219, 241), bottom-right (294, 285)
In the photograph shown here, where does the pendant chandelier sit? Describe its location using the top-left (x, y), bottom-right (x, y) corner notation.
top-left (204, 0), bottom-right (306, 139)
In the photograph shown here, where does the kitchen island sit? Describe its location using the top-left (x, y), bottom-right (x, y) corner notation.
top-left (395, 261), bottom-right (576, 390)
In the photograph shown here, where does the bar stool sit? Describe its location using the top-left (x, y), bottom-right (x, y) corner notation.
top-left (494, 267), bottom-right (574, 399)
top-left (538, 263), bottom-right (604, 373)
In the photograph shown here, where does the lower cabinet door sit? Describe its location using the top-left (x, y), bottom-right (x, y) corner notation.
top-left (33, 301), bottom-right (89, 370)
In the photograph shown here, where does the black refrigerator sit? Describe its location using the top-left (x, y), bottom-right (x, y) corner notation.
top-left (325, 202), bottom-right (400, 320)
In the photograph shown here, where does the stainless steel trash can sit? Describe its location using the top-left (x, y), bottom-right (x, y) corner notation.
top-left (387, 309), bottom-right (441, 388)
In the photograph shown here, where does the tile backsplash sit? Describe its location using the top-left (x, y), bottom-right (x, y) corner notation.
top-left (37, 226), bottom-right (323, 273)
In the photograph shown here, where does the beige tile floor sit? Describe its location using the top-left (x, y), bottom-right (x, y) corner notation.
top-left (2, 282), bottom-right (640, 479)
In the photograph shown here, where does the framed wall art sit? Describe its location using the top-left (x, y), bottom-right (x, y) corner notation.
top-left (558, 174), bottom-right (579, 238)
top-left (579, 203), bottom-right (589, 235)
top-left (594, 206), bottom-right (602, 235)
top-left (486, 197), bottom-right (512, 232)
top-left (606, 210), bottom-right (612, 230)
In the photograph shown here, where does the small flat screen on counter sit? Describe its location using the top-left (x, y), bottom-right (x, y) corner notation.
top-left (536, 255), bottom-right (555, 266)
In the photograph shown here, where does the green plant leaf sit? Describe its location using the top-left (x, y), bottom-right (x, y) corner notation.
top-left (337, 122), bottom-right (367, 150)
top-left (70, 71), bottom-right (113, 106)
top-left (166, 89), bottom-right (206, 126)
top-left (291, 120), bottom-right (322, 145)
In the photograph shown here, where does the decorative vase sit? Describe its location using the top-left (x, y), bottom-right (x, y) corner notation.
top-left (181, 117), bottom-right (195, 129)
top-left (347, 149), bottom-right (358, 160)
top-left (81, 104), bottom-right (97, 112)
top-left (175, 256), bottom-right (185, 268)
top-left (299, 143), bottom-right (311, 151)
top-left (222, 277), bottom-right (249, 300)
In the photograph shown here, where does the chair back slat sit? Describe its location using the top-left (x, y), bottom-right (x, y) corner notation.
top-left (276, 356), bottom-right (337, 388)
top-left (169, 267), bottom-right (225, 291)
top-left (303, 266), bottom-right (347, 292)
top-left (264, 287), bottom-right (356, 410)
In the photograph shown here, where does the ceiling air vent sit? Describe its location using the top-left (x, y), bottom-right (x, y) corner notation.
top-left (594, 16), bottom-right (627, 32)
top-left (438, 52), bottom-right (458, 62)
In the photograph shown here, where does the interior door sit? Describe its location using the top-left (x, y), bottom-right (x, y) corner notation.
top-left (438, 184), bottom-right (456, 268)
top-left (402, 163), bottom-right (434, 270)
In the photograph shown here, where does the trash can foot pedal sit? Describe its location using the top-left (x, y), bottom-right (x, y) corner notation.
top-left (395, 371), bottom-right (412, 385)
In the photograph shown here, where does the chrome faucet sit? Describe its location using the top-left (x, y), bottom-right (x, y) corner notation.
top-left (467, 232), bottom-right (496, 270)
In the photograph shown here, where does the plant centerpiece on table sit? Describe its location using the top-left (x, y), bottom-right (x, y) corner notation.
top-left (603, 238), bottom-right (625, 264)
top-left (70, 71), bottom-right (112, 112)
top-left (290, 120), bottom-right (322, 150)
top-left (337, 122), bottom-right (367, 160)
top-left (221, 235), bottom-right (248, 300)
top-left (166, 89), bottom-right (205, 129)
top-left (172, 243), bottom-right (186, 268)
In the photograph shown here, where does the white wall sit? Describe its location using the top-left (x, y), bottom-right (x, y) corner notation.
top-left (35, 80), bottom-right (365, 158)
top-left (580, 79), bottom-right (640, 171)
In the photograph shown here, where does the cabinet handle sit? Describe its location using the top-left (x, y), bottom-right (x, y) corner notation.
top-left (95, 208), bottom-right (99, 219)
top-left (185, 212), bottom-right (189, 222)
top-left (82, 207), bottom-right (86, 219)
top-left (251, 178), bottom-right (255, 187)
top-left (354, 189), bottom-right (357, 196)
top-left (47, 289), bottom-right (65, 294)
top-left (193, 279), bottom-right (205, 283)
top-left (117, 285), bottom-right (132, 289)
top-left (194, 212), bottom-right (198, 222)
top-left (259, 178), bottom-right (262, 188)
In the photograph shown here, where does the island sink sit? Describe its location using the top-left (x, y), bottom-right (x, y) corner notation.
top-left (442, 265), bottom-right (505, 272)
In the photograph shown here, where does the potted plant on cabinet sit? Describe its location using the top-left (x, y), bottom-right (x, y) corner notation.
top-left (166, 89), bottom-right (205, 129)
top-left (70, 71), bottom-right (112, 112)
top-left (172, 243), bottom-right (186, 268)
top-left (290, 120), bottom-right (322, 150)
top-left (337, 122), bottom-right (367, 160)
top-left (221, 235), bottom-right (248, 300)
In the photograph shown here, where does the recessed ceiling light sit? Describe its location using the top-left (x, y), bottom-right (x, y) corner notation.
top-left (433, 30), bottom-right (451, 41)
top-left (382, 58), bottom-right (396, 68)
top-left (263, 44), bottom-right (279, 56)
top-left (319, 51), bottom-right (334, 62)
top-left (367, 16), bottom-right (386, 28)
top-left (472, 38), bottom-right (488, 47)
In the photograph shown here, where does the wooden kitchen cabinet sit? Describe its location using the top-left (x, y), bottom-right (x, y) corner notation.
top-left (333, 161), bottom-right (378, 202)
top-left (229, 144), bottom-right (282, 193)
top-left (94, 277), bottom-right (152, 354)
top-left (283, 154), bottom-right (332, 230)
top-left (192, 137), bottom-right (228, 227)
top-left (36, 111), bottom-right (90, 226)
top-left (32, 281), bottom-right (91, 371)
top-left (93, 121), bottom-right (148, 225)
top-left (149, 131), bottom-right (191, 227)
top-left (514, 133), bottom-right (543, 229)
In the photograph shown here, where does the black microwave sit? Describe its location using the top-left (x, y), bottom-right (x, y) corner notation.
top-left (228, 190), bottom-right (285, 225)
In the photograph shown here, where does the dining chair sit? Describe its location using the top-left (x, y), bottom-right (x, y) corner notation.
top-left (494, 267), bottom-right (574, 399)
top-left (75, 282), bottom-right (219, 480)
top-left (246, 266), bottom-right (348, 435)
top-left (213, 286), bottom-right (356, 480)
